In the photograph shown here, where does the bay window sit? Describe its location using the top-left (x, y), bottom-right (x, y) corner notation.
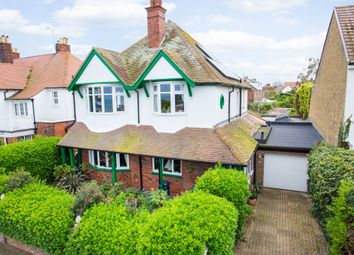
top-left (153, 83), bottom-right (185, 114)
top-left (152, 158), bottom-right (182, 176)
top-left (14, 102), bottom-right (29, 117)
top-left (87, 85), bottom-right (125, 113)
top-left (89, 150), bottom-right (129, 169)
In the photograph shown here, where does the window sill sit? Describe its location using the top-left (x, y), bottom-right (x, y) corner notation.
top-left (86, 112), bottom-right (126, 115)
top-left (151, 172), bottom-right (183, 179)
top-left (152, 112), bottom-right (186, 117)
top-left (89, 164), bottom-right (130, 173)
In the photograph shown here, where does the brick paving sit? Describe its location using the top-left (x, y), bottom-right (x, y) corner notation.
top-left (235, 188), bottom-right (329, 255)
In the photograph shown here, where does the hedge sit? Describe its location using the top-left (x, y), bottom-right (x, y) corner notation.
top-left (139, 191), bottom-right (238, 255)
top-left (0, 136), bottom-right (60, 181)
top-left (326, 179), bottom-right (354, 255)
top-left (308, 142), bottom-right (354, 230)
top-left (194, 165), bottom-right (250, 239)
top-left (0, 183), bottom-right (74, 254)
top-left (65, 202), bottom-right (147, 255)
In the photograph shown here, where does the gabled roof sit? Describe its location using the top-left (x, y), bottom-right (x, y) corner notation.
top-left (59, 112), bottom-right (265, 166)
top-left (3, 51), bottom-right (81, 99)
top-left (335, 5), bottom-right (354, 64)
top-left (71, 21), bottom-right (246, 90)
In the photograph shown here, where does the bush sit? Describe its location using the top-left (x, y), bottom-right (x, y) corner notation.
top-left (57, 170), bottom-right (87, 194)
top-left (195, 164), bottom-right (250, 239)
top-left (139, 191), bottom-right (238, 255)
top-left (71, 181), bottom-right (104, 216)
top-left (0, 175), bottom-right (9, 194)
top-left (295, 82), bottom-right (313, 119)
top-left (0, 136), bottom-right (60, 181)
top-left (308, 142), bottom-right (354, 231)
top-left (142, 189), bottom-right (168, 212)
top-left (5, 169), bottom-right (35, 192)
top-left (326, 179), bottom-right (354, 255)
top-left (249, 102), bottom-right (273, 115)
top-left (66, 201), bottom-right (147, 255)
top-left (0, 183), bottom-right (74, 254)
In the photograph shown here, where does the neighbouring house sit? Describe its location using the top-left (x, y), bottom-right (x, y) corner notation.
top-left (0, 37), bottom-right (81, 145)
top-left (243, 78), bottom-right (265, 104)
top-left (58, 0), bottom-right (265, 195)
top-left (276, 82), bottom-right (299, 94)
top-left (310, 4), bottom-right (354, 148)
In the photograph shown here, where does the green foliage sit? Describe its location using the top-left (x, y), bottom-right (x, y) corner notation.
top-left (295, 82), bottom-right (313, 119)
top-left (142, 189), bottom-right (168, 212)
top-left (54, 164), bottom-right (74, 179)
top-left (338, 116), bottom-right (352, 149)
top-left (308, 142), bottom-right (354, 232)
top-left (57, 170), bottom-right (87, 194)
top-left (273, 92), bottom-right (295, 108)
top-left (249, 102), bottom-right (273, 114)
top-left (5, 169), bottom-right (35, 192)
top-left (0, 183), bottom-right (74, 254)
top-left (66, 201), bottom-right (147, 255)
top-left (139, 191), bottom-right (238, 255)
top-left (0, 136), bottom-right (60, 181)
top-left (0, 174), bottom-right (9, 194)
top-left (326, 179), bottom-right (354, 255)
top-left (194, 164), bottom-right (250, 240)
top-left (71, 181), bottom-right (104, 216)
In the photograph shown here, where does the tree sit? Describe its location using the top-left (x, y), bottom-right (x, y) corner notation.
top-left (297, 58), bottom-right (319, 83)
top-left (295, 82), bottom-right (313, 119)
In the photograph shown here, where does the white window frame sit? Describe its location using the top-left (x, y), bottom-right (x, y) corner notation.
top-left (18, 135), bottom-right (32, 142)
top-left (152, 158), bottom-right (182, 176)
top-left (246, 154), bottom-right (255, 184)
top-left (88, 150), bottom-right (129, 170)
top-left (86, 85), bottom-right (126, 114)
top-left (13, 102), bottom-right (29, 117)
top-left (152, 82), bottom-right (186, 115)
top-left (52, 90), bottom-right (59, 106)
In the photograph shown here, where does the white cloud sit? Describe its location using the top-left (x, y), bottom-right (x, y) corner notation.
top-left (206, 14), bottom-right (235, 25)
top-left (163, 2), bottom-right (177, 12)
top-left (225, 0), bottom-right (308, 12)
top-left (272, 11), bottom-right (299, 25)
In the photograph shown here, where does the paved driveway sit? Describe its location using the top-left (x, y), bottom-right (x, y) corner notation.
top-left (236, 188), bottom-right (329, 255)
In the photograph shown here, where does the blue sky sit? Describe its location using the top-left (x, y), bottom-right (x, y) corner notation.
top-left (0, 0), bottom-right (352, 83)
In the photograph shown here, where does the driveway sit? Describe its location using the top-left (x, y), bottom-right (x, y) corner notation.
top-left (235, 188), bottom-right (329, 255)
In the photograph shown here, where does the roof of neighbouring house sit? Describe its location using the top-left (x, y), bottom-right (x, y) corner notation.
top-left (59, 112), bottom-right (265, 166)
top-left (0, 52), bottom-right (81, 99)
top-left (90, 21), bottom-right (246, 88)
top-left (335, 5), bottom-right (354, 64)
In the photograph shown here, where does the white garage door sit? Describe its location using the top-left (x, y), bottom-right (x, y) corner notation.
top-left (264, 153), bottom-right (308, 192)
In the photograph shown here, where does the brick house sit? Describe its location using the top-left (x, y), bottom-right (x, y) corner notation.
top-left (58, 0), bottom-right (265, 195)
top-left (0, 37), bottom-right (81, 145)
top-left (243, 78), bottom-right (265, 104)
top-left (309, 5), bottom-right (354, 148)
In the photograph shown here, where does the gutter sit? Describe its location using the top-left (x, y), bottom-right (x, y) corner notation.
top-left (258, 145), bottom-right (311, 153)
top-left (30, 99), bottom-right (37, 134)
top-left (3, 90), bottom-right (9, 100)
top-left (228, 87), bottom-right (235, 123)
top-left (0, 128), bottom-right (35, 133)
top-left (65, 91), bottom-right (77, 133)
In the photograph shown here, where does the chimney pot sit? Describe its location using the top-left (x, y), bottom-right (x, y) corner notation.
top-left (55, 37), bottom-right (70, 53)
top-left (0, 35), bottom-right (13, 63)
top-left (146, 0), bottom-right (166, 49)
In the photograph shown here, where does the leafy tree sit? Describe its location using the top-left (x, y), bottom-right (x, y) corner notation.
top-left (298, 58), bottom-right (319, 83)
top-left (338, 116), bottom-right (352, 149)
top-left (295, 82), bottom-right (313, 119)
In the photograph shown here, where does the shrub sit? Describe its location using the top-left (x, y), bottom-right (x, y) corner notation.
top-left (57, 170), bottom-right (87, 194)
top-left (249, 102), bottom-right (273, 115)
top-left (65, 201), bottom-right (148, 255)
top-left (326, 179), bottom-right (354, 255)
top-left (0, 175), bottom-right (9, 194)
top-left (295, 82), bottom-right (313, 119)
top-left (0, 136), bottom-right (60, 181)
top-left (71, 181), bottom-right (104, 216)
top-left (0, 183), bottom-right (74, 254)
top-left (308, 142), bottom-right (354, 231)
top-left (5, 169), bottom-right (35, 192)
top-left (139, 191), bottom-right (238, 255)
top-left (195, 164), bottom-right (250, 239)
top-left (142, 189), bottom-right (168, 212)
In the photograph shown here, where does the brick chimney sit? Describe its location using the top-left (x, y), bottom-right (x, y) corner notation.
top-left (12, 48), bottom-right (20, 60)
top-left (55, 37), bottom-right (70, 53)
top-left (0, 35), bottom-right (14, 63)
top-left (146, 0), bottom-right (166, 48)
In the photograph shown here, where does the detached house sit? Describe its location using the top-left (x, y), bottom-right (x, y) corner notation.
top-left (59, 0), bottom-right (265, 195)
top-left (310, 5), bottom-right (354, 148)
top-left (0, 37), bottom-right (81, 145)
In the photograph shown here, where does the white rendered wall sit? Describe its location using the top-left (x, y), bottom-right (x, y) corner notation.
top-left (34, 88), bottom-right (74, 122)
top-left (344, 66), bottom-right (354, 148)
top-left (144, 57), bottom-right (182, 80)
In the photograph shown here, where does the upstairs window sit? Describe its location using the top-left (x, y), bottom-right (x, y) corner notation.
top-left (52, 91), bottom-right (59, 105)
top-left (87, 85), bottom-right (125, 113)
top-left (153, 83), bottom-right (185, 114)
top-left (14, 102), bottom-right (29, 117)
top-left (152, 158), bottom-right (182, 176)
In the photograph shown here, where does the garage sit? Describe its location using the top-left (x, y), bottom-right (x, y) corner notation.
top-left (263, 153), bottom-right (308, 192)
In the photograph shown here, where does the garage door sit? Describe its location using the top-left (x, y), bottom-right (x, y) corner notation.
top-left (264, 154), bottom-right (308, 192)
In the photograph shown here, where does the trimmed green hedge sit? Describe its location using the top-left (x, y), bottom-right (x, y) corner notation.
top-left (0, 183), bottom-right (74, 254)
top-left (139, 191), bottom-right (238, 255)
top-left (0, 136), bottom-right (60, 181)
top-left (308, 142), bottom-right (354, 230)
top-left (0, 174), bottom-right (9, 194)
top-left (326, 179), bottom-right (354, 255)
top-left (66, 202), bottom-right (148, 255)
top-left (194, 165), bottom-right (250, 239)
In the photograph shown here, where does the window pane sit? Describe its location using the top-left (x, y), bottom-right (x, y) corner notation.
top-left (94, 87), bottom-right (101, 94)
top-left (88, 88), bottom-right (93, 94)
top-left (174, 84), bottom-right (183, 91)
top-left (160, 84), bottom-right (170, 92)
top-left (173, 160), bottom-right (181, 173)
top-left (20, 103), bottom-right (24, 115)
top-left (163, 159), bottom-right (173, 173)
top-left (175, 94), bottom-right (185, 112)
top-left (95, 96), bottom-right (102, 112)
top-left (153, 95), bottom-right (158, 112)
top-left (116, 86), bottom-right (124, 93)
top-left (94, 151), bottom-right (98, 166)
top-left (99, 151), bottom-right (106, 167)
top-left (14, 104), bottom-right (18, 116)
top-left (104, 95), bottom-right (113, 112)
top-left (154, 158), bottom-right (160, 171)
top-left (24, 103), bottom-right (28, 116)
top-left (89, 95), bottom-right (94, 112)
top-left (117, 95), bottom-right (125, 111)
top-left (103, 86), bottom-right (112, 94)
top-left (161, 94), bottom-right (171, 113)
top-left (107, 153), bottom-right (112, 168)
top-left (119, 154), bottom-right (128, 167)
top-left (153, 85), bottom-right (158, 92)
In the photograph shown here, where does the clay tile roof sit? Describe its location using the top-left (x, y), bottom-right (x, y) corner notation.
top-left (0, 63), bottom-right (31, 90)
top-left (94, 21), bottom-right (247, 88)
top-left (335, 5), bottom-right (354, 64)
top-left (8, 52), bottom-right (81, 99)
top-left (59, 112), bottom-right (265, 166)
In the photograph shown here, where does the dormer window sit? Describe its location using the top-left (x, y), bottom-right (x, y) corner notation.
top-left (87, 85), bottom-right (125, 113)
top-left (153, 82), bottom-right (185, 114)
